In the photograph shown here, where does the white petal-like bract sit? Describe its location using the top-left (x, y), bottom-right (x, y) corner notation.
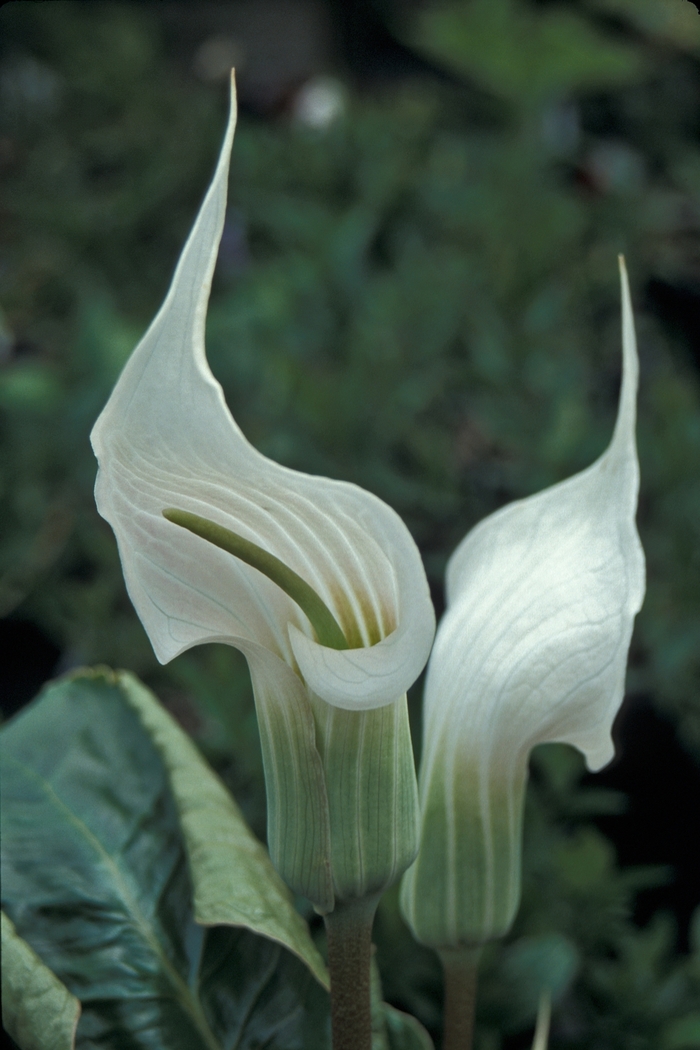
top-left (401, 260), bottom-right (645, 948)
top-left (90, 75), bottom-right (435, 714)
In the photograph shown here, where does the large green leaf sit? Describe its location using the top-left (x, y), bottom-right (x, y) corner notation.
top-left (0, 670), bottom-right (329, 1050)
top-left (1, 911), bottom-right (80, 1050)
top-left (117, 670), bottom-right (329, 987)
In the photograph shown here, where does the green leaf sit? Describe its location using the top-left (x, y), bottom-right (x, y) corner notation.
top-left (555, 827), bottom-right (615, 889)
top-left (382, 1005), bottom-right (434, 1050)
top-left (499, 934), bottom-right (578, 1028)
top-left (585, 0), bottom-right (700, 53)
top-left (1, 911), bottom-right (80, 1050)
top-left (370, 955), bottom-right (434, 1050)
top-left (401, 0), bottom-right (645, 110)
top-left (662, 1014), bottom-right (700, 1050)
top-left (117, 669), bottom-right (329, 988)
top-left (1, 669), bottom-right (329, 1050)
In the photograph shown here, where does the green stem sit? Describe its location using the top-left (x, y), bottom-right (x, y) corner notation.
top-left (324, 896), bottom-right (378, 1050)
top-left (439, 949), bottom-right (481, 1050)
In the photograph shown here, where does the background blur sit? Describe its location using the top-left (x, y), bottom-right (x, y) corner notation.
top-left (2, 1), bottom-right (700, 1045)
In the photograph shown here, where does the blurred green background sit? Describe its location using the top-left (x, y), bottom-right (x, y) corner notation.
top-left (1, 0), bottom-right (700, 1045)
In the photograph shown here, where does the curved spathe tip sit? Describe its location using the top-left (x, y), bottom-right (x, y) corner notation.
top-left (608, 254), bottom-right (638, 468)
top-left (290, 501), bottom-right (436, 710)
top-left (91, 71), bottom-right (238, 457)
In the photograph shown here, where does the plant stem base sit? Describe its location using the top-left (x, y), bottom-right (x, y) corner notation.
top-left (439, 948), bottom-right (481, 1050)
top-left (324, 896), bottom-right (379, 1050)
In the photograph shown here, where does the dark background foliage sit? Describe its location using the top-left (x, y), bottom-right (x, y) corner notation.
top-left (1, 1), bottom-right (700, 1046)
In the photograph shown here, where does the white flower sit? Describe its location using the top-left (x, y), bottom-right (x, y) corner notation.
top-left (401, 259), bottom-right (645, 948)
top-left (90, 74), bottom-right (435, 911)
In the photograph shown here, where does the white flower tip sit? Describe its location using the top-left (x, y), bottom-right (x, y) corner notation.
top-left (610, 253), bottom-right (639, 464)
top-left (90, 69), bottom-right (238, 458)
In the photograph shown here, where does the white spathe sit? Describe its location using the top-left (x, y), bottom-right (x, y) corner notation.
top-left (401, 260), bottom-right (645, 947)
top-left (425, 259), bottom-right (643, 776)
top-left (90, 74), bottom-right (435, 714)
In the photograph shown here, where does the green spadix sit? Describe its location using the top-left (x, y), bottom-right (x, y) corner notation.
top-left (163, 508), bottom-right (349, 651)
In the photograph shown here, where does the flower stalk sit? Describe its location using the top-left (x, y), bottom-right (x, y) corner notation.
top-left (324, 897), bottom-right (379, 1050)
top-left (440, 949), bottom-right (480, 1050)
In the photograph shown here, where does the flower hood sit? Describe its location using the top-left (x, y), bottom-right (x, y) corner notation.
top-left (423, 258), bottom-right (644, 778)
top-left (90, 74), bottom-right (435, 713)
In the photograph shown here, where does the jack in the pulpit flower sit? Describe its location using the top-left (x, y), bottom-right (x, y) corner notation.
top-left (401, 259), bottom-right (645, 949)
top-left (90, 74), bottom-right (435, 914)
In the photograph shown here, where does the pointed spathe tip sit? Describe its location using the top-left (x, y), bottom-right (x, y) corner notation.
top-left (608, 253), bottom-right (639, 461)
top-left (617, 253), bottom-right (631, 332)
